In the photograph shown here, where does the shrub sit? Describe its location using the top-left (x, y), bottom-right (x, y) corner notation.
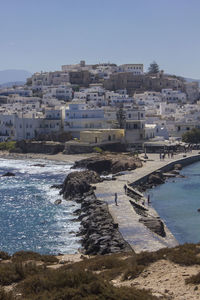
top-left (18, 268), bottom-right (156, 300)
top-left (0, 262), bottom-right (40, 285)
top-left (0, 288), bottom-right (14, 300)
top-left (93, 146), bottom-right (103, 154)
top-left (0, 251), bottom-right (11, 260)
top-left (0, 141), bottom-right (16, 151)
top-left (12, 251), bottom-right (41, 262)
top-left (40, 255), bottom-right (58, 264)
top-left (182, 128), bottom-right (200, 143)
top-left (12, 251), bottom-right (58, 264)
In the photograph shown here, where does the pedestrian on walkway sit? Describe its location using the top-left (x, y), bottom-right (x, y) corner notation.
top-left (159, 151), bottom-right (162, 160)
top-left (147, 194), bottom-right (151, 205)
top-left (124, 184), bottom-right (127, 194)
top-left (114, 193), bottom-right (118, 206)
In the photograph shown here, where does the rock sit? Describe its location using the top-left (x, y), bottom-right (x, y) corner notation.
top-left (73, 154), bottom-right (142, 175)
top-left (50, 184), bottom-right (63, 189)
top-left (2, 172), bottom-right (15, 177)
top-left (139, 217), bottom-right (166, 237)
top-left (148, 172), bottom-right (165, 185)
top-left (54, 199), bottom-right (62, 205)
top-left (60, 170), bottom-right (102, 200)
top-left (197, 208), bottom-right (200, 212)
top-left (174, 164), bottom-right (182, 170)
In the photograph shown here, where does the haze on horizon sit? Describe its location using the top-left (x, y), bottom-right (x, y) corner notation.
top-left (1, 0), bottom-right (200, 79)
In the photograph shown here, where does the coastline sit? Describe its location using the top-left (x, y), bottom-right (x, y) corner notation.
top-left (1, 150), bottom-right (200, 255)
top-left (0, 151), bottom-right (98, 164)
top-left (94, 151), bottom-right (200, 253)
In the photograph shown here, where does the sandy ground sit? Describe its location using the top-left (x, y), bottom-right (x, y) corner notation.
top-left (0, 151), bottom-right (98, 164)
top-left (114, 259), bottom-right (200, 300)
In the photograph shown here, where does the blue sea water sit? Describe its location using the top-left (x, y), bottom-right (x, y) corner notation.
top-left (0, 158), bottom-right (81, 255)
top-left (149, 161), bottom-right (200, 244)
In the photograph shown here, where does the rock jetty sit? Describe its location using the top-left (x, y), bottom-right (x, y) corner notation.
top-left (60, 170), bottom-right (131, 255)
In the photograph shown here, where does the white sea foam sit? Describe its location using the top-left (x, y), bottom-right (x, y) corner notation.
top-left (0, 158), bottom-right (81, 254)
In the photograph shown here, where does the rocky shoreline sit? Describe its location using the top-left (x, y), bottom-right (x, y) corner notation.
top-left (58, 156), bottom-right (183, 255)
top-left (59, 169), bottom-right (131, 255)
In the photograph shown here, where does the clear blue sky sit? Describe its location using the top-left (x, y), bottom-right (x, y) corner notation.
top-left (1, 0), bottom-right (200, 78)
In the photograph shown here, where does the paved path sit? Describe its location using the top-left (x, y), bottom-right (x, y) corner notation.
top-left (94, 151), bottom-right (200, 253)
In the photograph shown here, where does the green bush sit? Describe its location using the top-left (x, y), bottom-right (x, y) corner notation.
top-left (182, 128), bottom-right (200, 143)
top-left (0, 141), bottom-right (16, 151)
top-left (12, 251), bottom-right (42, 262)
top-left (93, 146), bottom-right (103, 154)
top-left (12, 251), bottom-right (58, 264)
top-left (18, 268), bottom-right (156, 300)
top-left (0, 261), bottom-right (41, 286)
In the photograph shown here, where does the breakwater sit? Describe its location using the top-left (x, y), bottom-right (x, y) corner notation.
top-left (60, 170), bottom-right (131, 255)
top-left (95, 152), bottom-right (200, 253)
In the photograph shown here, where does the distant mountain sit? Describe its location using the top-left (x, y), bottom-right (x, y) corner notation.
top-left (0, 69), bottom-right (32, 85)
top-left (184, 77), bottom-right (200, 85)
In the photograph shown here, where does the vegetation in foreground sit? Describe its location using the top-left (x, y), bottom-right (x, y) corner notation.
top-left (1, 244), bottom-right (200, 299)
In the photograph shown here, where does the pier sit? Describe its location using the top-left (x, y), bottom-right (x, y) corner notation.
top-left (94, 151), bottom-right (200, 253)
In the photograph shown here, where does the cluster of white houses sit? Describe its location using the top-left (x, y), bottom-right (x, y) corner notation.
top-left (0, 61), bottom-right (200, 147)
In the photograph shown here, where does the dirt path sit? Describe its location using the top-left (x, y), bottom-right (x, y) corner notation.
top-left (114, 259), bottom-right (200, 299)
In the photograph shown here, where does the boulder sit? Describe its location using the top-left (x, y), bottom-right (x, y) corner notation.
top-left (148, 172), bottom-right (164, 185)
top-left (54, 199), bottom-right (62, 205)
top-left (50, 184), bottom-right (63, 189)
top-left (2, 172), bottom-right (15, 177)
top-left (174, 164), bottom-right (182, 170)
top-left (60, 170), bottom-right (102, 200)
top-left (73, 154), bottom-right (142, 175)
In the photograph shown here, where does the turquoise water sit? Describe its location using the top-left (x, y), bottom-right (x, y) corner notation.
top-left (0, 158), bottom-right (81, 255)
top-left (149, 161), bottom-right (200, 244)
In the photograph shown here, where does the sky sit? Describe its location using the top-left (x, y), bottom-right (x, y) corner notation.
top-left (1, 0), bottom-right (200, 78)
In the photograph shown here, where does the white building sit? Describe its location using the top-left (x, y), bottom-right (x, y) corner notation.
top-left (64, 103), bottom-right (107, 138)
top-left (162, 89), bottom-right (187, 104)
top-left (119, 64), bottom-right (144, 75)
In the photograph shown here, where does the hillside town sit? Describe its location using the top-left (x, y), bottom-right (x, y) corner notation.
top-left (0, 60), bottom-right (199, 153)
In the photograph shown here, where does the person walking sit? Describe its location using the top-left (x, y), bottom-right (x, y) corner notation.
top-left (159, 151), bottom-right (162, 160)
top-left (124, 184), bottom-right (127, 194)
top-left (114, 193), bottom-right (118, 206)
top-left (147, 194), bottom-right (151, 205)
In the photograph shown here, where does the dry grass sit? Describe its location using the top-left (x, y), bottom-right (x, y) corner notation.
top-left (1, 244), bottom-right (200, 299)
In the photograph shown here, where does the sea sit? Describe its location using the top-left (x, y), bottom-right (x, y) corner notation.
top-left (0, 158), bottom-right (81, 255)
top-left (149, 161), bottom-right (200, 244)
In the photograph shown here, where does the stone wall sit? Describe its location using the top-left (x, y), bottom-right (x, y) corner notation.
top-left (13, 140), bottom-right (65, 154)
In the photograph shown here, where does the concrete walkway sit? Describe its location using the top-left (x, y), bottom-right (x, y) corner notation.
top-left (94, 151), bottom-right (200, 253)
